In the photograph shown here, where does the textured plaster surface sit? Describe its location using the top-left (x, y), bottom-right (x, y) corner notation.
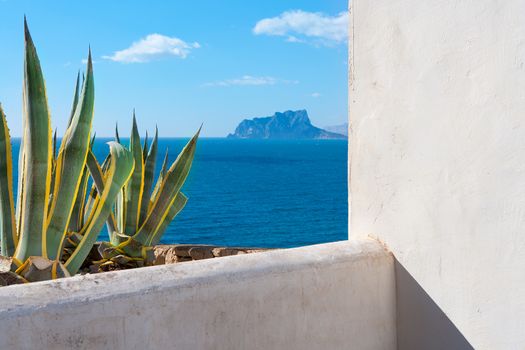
top-left (0, 240), bottom-right (396, 350)
top-left (349, 0), bottom-right (525, 348)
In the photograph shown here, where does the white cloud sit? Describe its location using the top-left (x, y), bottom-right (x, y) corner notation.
top-left (253, 10), bottom-right (348, 44)
top-left (203, 75), bottom-right (298, 87)
top-left (286, 35), bottom-right (305, 43)
top-left (311, 92), bottom-right (321, 98)
top-left (103, 34), bottom-right (200, 63)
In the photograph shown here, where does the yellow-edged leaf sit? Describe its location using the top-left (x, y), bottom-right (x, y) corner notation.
top-left (14, 19), bottom-right (53, 261)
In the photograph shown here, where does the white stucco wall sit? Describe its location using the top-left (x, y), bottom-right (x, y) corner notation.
top-left (0, 240), bottom-right (395, 350)
top-left (349, 1), bottom-right (525, 348)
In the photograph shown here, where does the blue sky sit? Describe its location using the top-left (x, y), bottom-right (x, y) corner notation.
top-left (0, 0), bottom-right (348, 137)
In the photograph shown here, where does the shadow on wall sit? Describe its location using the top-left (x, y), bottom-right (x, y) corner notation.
top-left (395, 260), bottom-right (474, 350)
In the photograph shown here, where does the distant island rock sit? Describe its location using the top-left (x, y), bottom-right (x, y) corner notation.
top-left (323, 123), bottom-right (348, 137)
top-left (227, 110), bottom-right (346, 139)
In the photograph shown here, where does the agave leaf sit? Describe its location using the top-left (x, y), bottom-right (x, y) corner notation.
top-left (105, 235), bottom-right (144, 261)
top-left (84, 150), bottom-right (110, 225)
top-left (52, 128), bottom-right (57, 161)
top-left (115, 122), bottom-right (121, 144)
top-left (85, 149), bottom-right (117, 235)
top-left (148, 192), bottom-right (187, 246)
top-left (142, 130), bottom-right (149, 163)
top-left (116, 180), bottom-right (126, 234)
top-left (14, 20), bottom-right (53, 261)
top-left (100, 154), bottom-right (126, 239)
top-left (68, 136), bottom-right (95, 233)
top-left (85, 150), bottom-right (105, 201)
top-left (15, 140), bottom-right (25, 241)
top-left (160, 147), bottom-right (169, 178)
top-left (114, 122), bottom-right (123, 231)
top-left (139, 127), bottom-right (158, 225)
top-left (123, 113), bottom-right (144, 235)
top-left (16, 256), bottom-right (70, 282)
top-left (68, 164), bottom-right (89, 233)
top-left (83, 178), bottom-right (98, 226)
top-left (48, 128), bottom-right (58, 213)
top-left (66, 71), bottom-right (81, 128)
top-left (65, 142), bottom-right (134, 274)
top-left (150, 147), bottom-right (169, 209)
top-left (46, 50), bottom-right (94, 260)
top-left (134, 127), bottom-right (200, 243)
top-left (0, 105), bottom-right (17, 256)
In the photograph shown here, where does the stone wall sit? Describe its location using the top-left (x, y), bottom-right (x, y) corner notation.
top-left (153, 244), bottom-right (270, 264)
top-left (0, 240), bottom-right (396, 350)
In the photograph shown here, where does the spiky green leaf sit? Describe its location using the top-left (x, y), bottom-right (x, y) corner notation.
top-left (134, 127), bottom-right (199, 244)
top-left (65, 142), bottom-right (134, 274)
top-left (85, 149), bottom-right (117, 234)
top-left (150, 147), bottom-right (169, 206)
top-left (68, 164), bottom-right (89, 233)
top-left (0, 105), bottom-right (17, 256)
top-left (52, 129), bottom-right (57, 161)
top-left (123, 113), bottom-right (144, 235)
top-left (46, 51), bottom-right (94, 260)
top-left (14, 19), bottom-right (53, 261)
top-left (142, 130), bottom-right (149, 163)
top-left (66, 72), bottom-right (81, 128)
top-left (139, 127), bottom-right (158, 225)
top-left (115, 123), bottom-right (121, 144)
top-left (148, 192), bottom-right (187, 246)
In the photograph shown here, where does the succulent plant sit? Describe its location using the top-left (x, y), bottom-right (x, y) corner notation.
top-left (0, 20), bottom-right (134, 283)
top-left (88, 116), bottom-right (200, 270)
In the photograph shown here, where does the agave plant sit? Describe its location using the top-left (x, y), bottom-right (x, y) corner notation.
top-left (88, 116), bottom-right (200, 270)
top-left (0, 20), bottom-right (134, 284)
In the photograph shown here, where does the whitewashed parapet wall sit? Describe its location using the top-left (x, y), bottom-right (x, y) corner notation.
top-left (0, 240), bottom-right (396, 350)
top-left (349, 0), bottom-right (525, 348)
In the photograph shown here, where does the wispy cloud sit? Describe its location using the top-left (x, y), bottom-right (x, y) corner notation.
top-left (311, 92), bottom-right (321, 98)
top-left (203, 75), bottom-right (298, 87)
top-left (286, 36), bottom-right (305, 43)
top-left (253, 10), bottom-right (348, 44)
top-left (103, 34), bottom-right (200, 63)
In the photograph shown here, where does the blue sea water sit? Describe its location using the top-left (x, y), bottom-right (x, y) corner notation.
top-left (11, 138), bottom-right (348, 248)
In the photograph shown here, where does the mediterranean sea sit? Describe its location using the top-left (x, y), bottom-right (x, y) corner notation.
top-left (12, 138), bottom-right (348, 248)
